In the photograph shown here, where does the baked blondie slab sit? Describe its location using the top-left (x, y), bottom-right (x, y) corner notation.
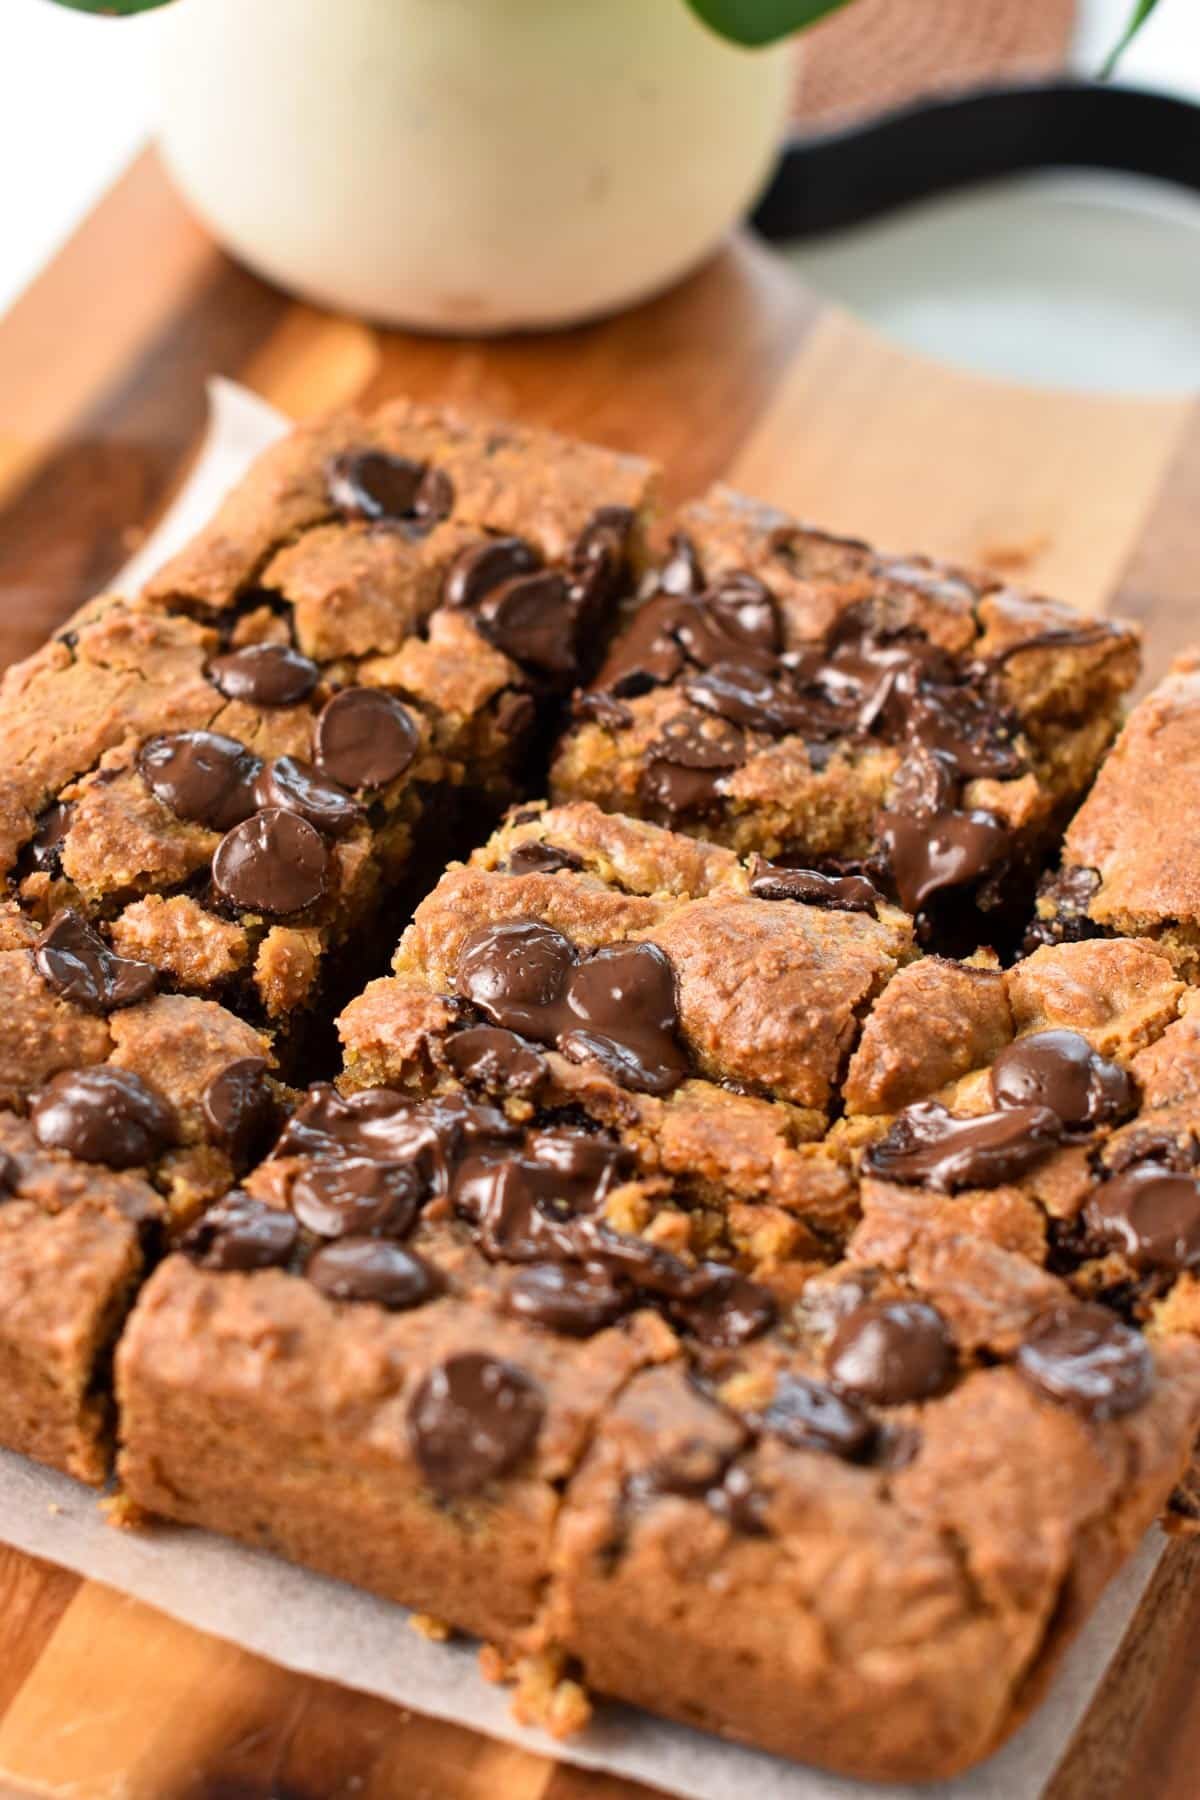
top-left (337, 800), bottom-right (916, 1263)
top-left (3, 404), bottom-right (653, 1054)
top-left (551, 487), bottom-right (1139, 952)
top-left (114, 1064), bottom-right (1200, 1780)
top-left (0, 909), bottom-right (279, 1480)
top-left (1029, 650), bottom-right (1200, 973)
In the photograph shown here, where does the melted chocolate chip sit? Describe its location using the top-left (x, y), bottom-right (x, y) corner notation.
top-left (307, 1236), bottom-right (441, 1309)
top-left (253, 757), bottom-right (362, 837)
top-left (35, 910), bottom-right (156, 1013)
top-left (408, 1352), bottom-right (544, 1498)
top-left (202, 1058), bottom-right (277, 1166)
top-left (865, 1099), bottom-right (1063, 1193)
top-left (748, 857), bottom-right (880, 915)
top-left (445, 1026), bottom-right (548, 1098)
top-left (313, 688), bottom-right (419, 789)
top-left (32, 1067), bottom-right (176, 1169)
top-left (457, 921), bottom-right (575, 1038)
top-left (212, 808), bottom-right (328, 915)
top-left (327, 451), bottom-right (453, 530)
top-left (658, 534), bottom-right (705, 597)
top-left (0, 1152), bottom-right (19, 1198)
top-left (276, 1085), bottom-right (510, 1172)
top-left (290, 1156), bottom-right (426, 1239)
top-left (750, 1372), bottom-right (876, 1461)
top-left (558, 942), bottom-right (690, 1095)
top-left (444, 537), bottom-right (541, 610)
top-left (452, 1131), bottom-right (629, 1263)
top-left (138, 731), bottom-right (263, 831)
top-left (506, 1261), bottom-right (627, 1335)
top-left (827, 1300), bottom-right (955, 1405)
top-left (182, 1190), bottom-right (298, 1272)
top-left (502, 841), bottom-right (584, 876)
top-left (640, 714), bottom-right (745, 821)
top-left (670, 1269), bottom-right (777, 1347)
top-left (991, 1030), bottom-right (1136, 1134)
top-left (1015, 1305), bottom-right (1155, 1419)
top-left (29, 802), bottom-right (71, 874)
top-left (878, 803), bottom-right (1011, 914)
top-left (207, 643), bottom-right (319, 706)
top-left (1084, 1164), bottom-right (1200, 1273)
top-left (683, 661), bottom-right (813, 736)
top-left (474, 571), bottom-right (577, 677)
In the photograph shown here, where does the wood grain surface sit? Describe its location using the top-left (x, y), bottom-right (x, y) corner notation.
top-left (0, 148), bottom-right (1197, 1800)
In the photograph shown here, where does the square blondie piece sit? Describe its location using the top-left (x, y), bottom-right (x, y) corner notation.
top-left (0, 928), bottom-right (278, 1481)
top-left (338, 800), bottom-right (919, 1263)
top-left (2, 403), bottom-right (654, 1053)
top-left (1030, 650), bottom-right (1200, 973)
top-left (552, 487), bottom-right (1139, 951)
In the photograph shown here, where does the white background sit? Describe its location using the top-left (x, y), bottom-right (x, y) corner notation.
top-left (0, 0), bottom-right (1197, 321)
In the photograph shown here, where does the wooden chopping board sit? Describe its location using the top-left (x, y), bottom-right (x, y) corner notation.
top-left (0, 148), bottom-right (1198, 1800)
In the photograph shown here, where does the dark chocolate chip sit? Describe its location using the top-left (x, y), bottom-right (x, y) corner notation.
top-left (502, 841), bottom-right (584, 876)
top-left (878, 804), bottom-right (1011, 914)
top-left (826, 1300), bottom-right (955, 1405)
top-left (457, 921), bottom-right (576, 1038)
top-left (748, 857), bottom-right (880, 915)
top-left (202, 1057), bottom-right (278, 1166)
top-left (306, 1236), bottom-right (441, 1309)
top-left (137, 731), bottom-right (263, 831)
top-left (327, 450), bottom-right (445, 524)
top-left (683, 661), bottom-right (812, 736)
top-left (212, 808), bottom-right (328, 915)
top-left (253, 756), bottom-right (362, 837)
top-left (1015, 1304), bottom-right (1155, 1419)
top-left (1084, 1164), bottom-right (1200, 1273)
top-left (640, 713), bottom-right (744, 820)
top-left (407, 1351), bottom-right (544, 1498)
top-left (658, 533), bottom-right (705, 596)
top-left (415, 465), bottom-right (455, 528)
top-left (991, 1030), bottom-right (1136, 1134)
top-left (35, 910), bottom-right (156, 1014)
top-left (182, 1189), bottom-right (298, 1272)
top-left (472, 571), bottom-right (577, 677)
top-left (314, 688), bottom-right (420, 789)
top-left (506, 1261), bottom-right (627, 1335)
top-left (752, 1372), bottom-right (876, 1461)
top-left (445, 1025), bottom-right (548, 1098)
top-left (443, 537), bottom-right (540, 610)
top-left (207, 643), bottom-right (319, 706)
top-left (864, 1099), bottom-right (1062, 1193)
top-left (32, 1067), bottom-right (176, 1169)
top-left (673, 1269), bottom-right (777, 1347)
top-left (452, 1131), bottom-right (626, 1263)
top-left (290, 1155), bottom-right (426, 1240)
top-left (0, 1152), bottom-right (18, 1198)
top-left (558, 941), bottom-right (689, 1096)
top-left (29, 802), bottom-right (72, 874)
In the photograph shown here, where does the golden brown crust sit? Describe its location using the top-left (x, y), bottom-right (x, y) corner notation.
top-left (1041, 652), bottom-right (1200, 972)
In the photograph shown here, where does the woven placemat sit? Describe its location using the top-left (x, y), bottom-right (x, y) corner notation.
top-left (793, 0), bottom-right (1079, 131)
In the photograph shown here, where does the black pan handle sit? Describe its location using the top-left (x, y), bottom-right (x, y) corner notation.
top-left (752, 81), bottom-right (1200, 242)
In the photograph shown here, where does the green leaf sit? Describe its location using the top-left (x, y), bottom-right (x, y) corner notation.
top-left (683, 0), bottom-right (858, 49)
top-left (1101, 0), bottom-right (1162, 77)
top-left (45, 0), bottom-right (175, 14)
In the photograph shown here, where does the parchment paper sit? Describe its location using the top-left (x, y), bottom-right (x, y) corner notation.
top-left (0, 378), bottom-right (1155, 1799)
